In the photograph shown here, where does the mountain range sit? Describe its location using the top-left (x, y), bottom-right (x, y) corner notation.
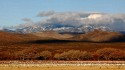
top-left (2, 24), bottom-right (113, 34)
top-left (0, 29), bottom-right (125, 43)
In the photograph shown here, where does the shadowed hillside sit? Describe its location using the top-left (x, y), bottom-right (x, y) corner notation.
top-left (71, 30), bottom-right (125, 42)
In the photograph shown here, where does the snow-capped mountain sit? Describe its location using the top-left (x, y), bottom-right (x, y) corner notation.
top-left (2, 23), bottom-right (112, 34)
top-left (0, 27), bottom-right (3, 30)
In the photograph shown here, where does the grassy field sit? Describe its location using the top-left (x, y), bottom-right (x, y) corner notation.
top-left (1, 65), bottom-right (125, 70)
top-left (0, 61), bottom-right (125, 70)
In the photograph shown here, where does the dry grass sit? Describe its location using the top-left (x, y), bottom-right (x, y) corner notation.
top-left (0, 61), bottom-right (125, 70)
top-left (1, 41), bottom-right (125, 54)
top-left (32, 31), bottom-right (73, 40)
top-left (0, 65), bottom-right (125, 70)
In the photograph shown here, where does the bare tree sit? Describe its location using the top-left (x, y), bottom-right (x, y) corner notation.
top-left (37, 51), bottom-right (52, 60)
top-left (55, 50), bottom-right (83, 60)
top-left (96, 48), bottom-right (116, 60)
top-left (80, 51), bottom-right (92, 60)
top-left (54, 53), bottom-right (61, 60)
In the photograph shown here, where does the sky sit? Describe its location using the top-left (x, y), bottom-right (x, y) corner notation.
top-left (0, 0), bottom-right (125, 27)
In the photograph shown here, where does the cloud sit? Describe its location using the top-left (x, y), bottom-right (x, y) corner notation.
top-left (37, 10), bottom-right (55, 17)
top-left (38, 12), bottom-right (95, 26)
top-left (22, 18), bottom-right (33, 22)
top-left (18, 11), bottom-right (125, 31)
top-left (40, 11), bottom-right (104, 25)
top-left (17, 18), bottom-right (35, 28)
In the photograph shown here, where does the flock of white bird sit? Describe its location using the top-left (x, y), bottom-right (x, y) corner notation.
top-left (0, 61), bottom-right (125, 67)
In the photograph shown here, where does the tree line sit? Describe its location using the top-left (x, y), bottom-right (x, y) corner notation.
top-left (0, 48), bottom-right (125, 60)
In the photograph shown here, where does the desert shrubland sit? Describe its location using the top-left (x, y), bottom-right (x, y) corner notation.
top-left (0, 48), bottom-right (125, 60)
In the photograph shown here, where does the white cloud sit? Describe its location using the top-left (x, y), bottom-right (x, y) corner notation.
top-left (18, 11), bottom-right (125, 31)
top-left (16, 18), bottom-right (35, 28)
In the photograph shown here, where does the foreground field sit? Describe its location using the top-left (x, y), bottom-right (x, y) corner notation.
top-left (1, 65), bottom-right (125, 70)
top-left (0, 61), bottom-right (125, 70)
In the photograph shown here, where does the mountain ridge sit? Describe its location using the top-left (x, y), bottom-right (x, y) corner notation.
top-left (70, 29), bottom-right (125, 42)
top-left (0, 29), bottom-right (125, 43)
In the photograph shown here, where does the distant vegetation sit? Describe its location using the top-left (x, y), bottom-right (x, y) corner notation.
top-left (0, 48), bottom-right (125, 60)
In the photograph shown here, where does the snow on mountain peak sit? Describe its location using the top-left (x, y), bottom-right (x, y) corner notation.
top-left (88, 14), bottom-right (102, 19)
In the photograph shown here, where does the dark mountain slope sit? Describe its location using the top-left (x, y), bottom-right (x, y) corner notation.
top-left (71, 30), bottom-right (125, 42)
